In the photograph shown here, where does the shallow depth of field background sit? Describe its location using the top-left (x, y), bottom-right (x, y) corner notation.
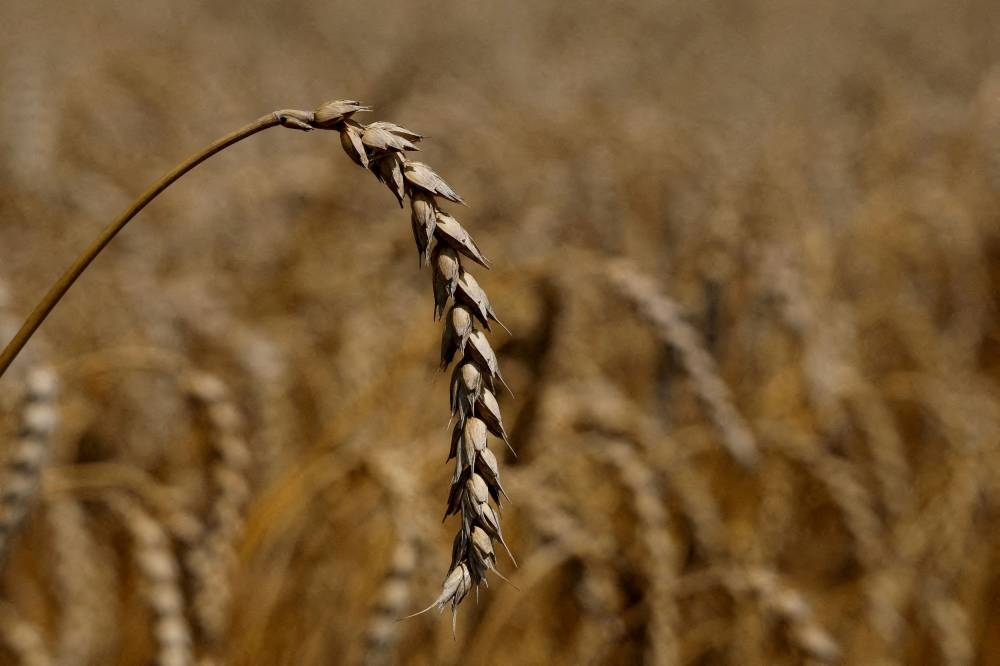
top-left (1, 1), bottom-right (999, 664)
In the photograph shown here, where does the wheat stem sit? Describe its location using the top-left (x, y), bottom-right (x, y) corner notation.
top-left (0, 112), bottom-right (285, 377)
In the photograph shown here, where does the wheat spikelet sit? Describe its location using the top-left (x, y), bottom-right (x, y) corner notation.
top-left (729, 567), bottom-right (841, 663)
top-left (605, 259), bottom-right (759, 468)
top-left (515, 480), bottom-right (610, 560)
top-left (756, 456), bottom-right (797, 562)
top-left (922, 577), bottom-right (973, 666)
top-left (571, 562), bottom-right (626, 666)
top-left (173, 300), bottom-right (297, 486)
top-left (182, 371), bottom-right (251, 649)
top-left (763, 423), bottom-right (884, 554)
top-left (361, 452), bottom-right (424, 665)
top-left (910, 447), bottom-right (980, 666)
top-left (234, 334), bottom-right (295, 485)
top-left (310, 100), bottom-right (513, 620)
top-left (760, 420), bottom-right (895, 654)
top-left (600, 438), bottom-right (680, 666)
top-left (0, 601), bottom-right (52, 666)
top-left (107, 492), bottom-right (193, 666)
top-left (47, 497), bottom-right (118, 666)
top-left (766, 248), bottom-right (914, 523)
top-left (363, 530), bottom-right (419, 665)
top-left (0, 366), bottom-right (58, 564)
top-left (549, 380), bottom-right (726, 557)
top-left (0, 13), bottom-right (59, 194)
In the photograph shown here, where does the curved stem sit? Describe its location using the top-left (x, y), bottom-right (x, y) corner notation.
top-left (0, 112), bottom-right (284, 377)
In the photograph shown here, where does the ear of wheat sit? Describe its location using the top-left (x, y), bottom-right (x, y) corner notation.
top-left (0, 99), bottom-right (511, 625)
top-left (317, 101), bottom-right (515, 625)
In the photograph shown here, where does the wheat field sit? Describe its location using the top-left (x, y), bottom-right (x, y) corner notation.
top-left (0, 0), bottom-right (999, 664)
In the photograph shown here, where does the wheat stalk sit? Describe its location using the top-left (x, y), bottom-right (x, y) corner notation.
top-left (0, 101), bottom-right (355, 376)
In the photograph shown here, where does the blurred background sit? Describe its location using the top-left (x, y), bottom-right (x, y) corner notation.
top-left (0, 0), bottom-right (999, 664)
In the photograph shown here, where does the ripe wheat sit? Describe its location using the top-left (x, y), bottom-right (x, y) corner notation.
top-left (0, 601), bottom-right (52, 666)
top-left (47, 498), bottom-right (116, 666)
top-left (107, 492), bottom-right (193, 666)
top-left (0, 99), bottom-right (511, 626)
top-left (182, 371), bottom-right (251, 651)
top-left (0, 367), bottom-right (58, 563)
top-left (313, 101), bottom-right (516, 622)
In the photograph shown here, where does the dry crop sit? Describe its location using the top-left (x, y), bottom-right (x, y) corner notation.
top-left (0, 1), bottom-right (999, 665)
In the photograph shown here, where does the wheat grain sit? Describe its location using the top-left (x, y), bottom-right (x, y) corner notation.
top-left (0, 366), bottom-right (58, 564)
top-left (600, 437), bottom-right (680, 666)
top-left (731, 567), bottom-right (841, 663)
top-left (182, 371), bottom-right (251, 649)
top-left (47, 497), bottom-right (117, 666)
top-left (363, 454), bottom-right (422, 666)
top-left (107, 492), bottom-right (193, 666)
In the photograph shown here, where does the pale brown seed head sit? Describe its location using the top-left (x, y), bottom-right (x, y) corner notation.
top-left (432, 245), bottom-right (461, 319)
top-left (434, 212), bottom-right (490, 268)
top-left (403, 161), bottom-right (465, 204)
top-left (410, 192), bottom-right (437, 267)
top-left (339, 120), bottom-right (368, 168)
top-left (313, 99), bottom-right (371, 128)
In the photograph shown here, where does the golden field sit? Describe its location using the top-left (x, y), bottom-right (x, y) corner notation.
top-left (0, 1), bottom-right (999, 664)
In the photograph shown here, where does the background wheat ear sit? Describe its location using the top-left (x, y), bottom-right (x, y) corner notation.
top-left (0, 367), bottom-right (58, 565)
